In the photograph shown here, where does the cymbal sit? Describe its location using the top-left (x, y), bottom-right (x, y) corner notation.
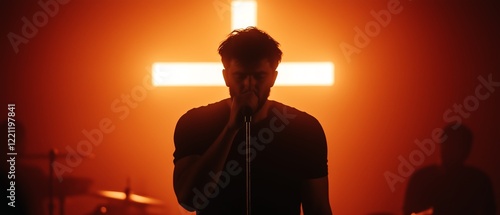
top-left (95, 190), bottom-right (163, 205)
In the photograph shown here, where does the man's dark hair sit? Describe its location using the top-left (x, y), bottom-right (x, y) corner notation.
top-left (441, 123), bottom-right (474, 163)
top-left (218, 27), bottom-right (282, 69)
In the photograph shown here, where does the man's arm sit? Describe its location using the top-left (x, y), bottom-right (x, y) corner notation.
top-left (173, 97), bottom-right (251, 211)
top-left (173, 125), bottom-right (239, 211)
top-left (301, 176), bottom-right (332, 215)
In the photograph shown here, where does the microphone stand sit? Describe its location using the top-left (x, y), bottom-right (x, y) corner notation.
top-left (48, 148), bottom-right (56, 215)
top-left (244, 115), bottom-right (252, 215)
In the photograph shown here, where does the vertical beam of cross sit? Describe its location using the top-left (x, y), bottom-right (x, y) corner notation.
top-left (152, 0), bottom-right (334, 86)
top-left (231, 0), bottom-right (257, 30)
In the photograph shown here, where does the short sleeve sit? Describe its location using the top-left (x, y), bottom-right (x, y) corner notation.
top-left (172, 101), bottom-right (229, 164)
top-left (301, 116), bottom-right (328, 179)
top-left (277, 106), bottom-right (328, 180)
top-left (173, 110), bottom-right (201, 163)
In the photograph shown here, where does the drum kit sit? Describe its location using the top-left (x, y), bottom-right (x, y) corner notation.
top-left (20, 149), bottom-right (165, 215)
top-left (89, 187), bottom-right (164, 215)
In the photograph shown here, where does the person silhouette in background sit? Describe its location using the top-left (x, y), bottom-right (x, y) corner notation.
top-left (403, 124), bottom-right (496, 215)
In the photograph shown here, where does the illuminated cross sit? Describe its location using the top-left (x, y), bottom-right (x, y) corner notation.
top-left (152, 0), bottom-right (334, 86)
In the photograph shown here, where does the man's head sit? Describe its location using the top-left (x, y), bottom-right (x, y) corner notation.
top-left (218, 27), bottom-right (282, 113)
top-left (440, 124), bottom-right (474, 169)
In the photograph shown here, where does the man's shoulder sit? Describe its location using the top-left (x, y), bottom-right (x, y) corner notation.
top-left (411, 165), bottom-right (441, 180)
top-left (179, 99), bottom-right (228, 119)
top-left (175, 99), bottom-right (229, 131)
top-left (268, 101), bottom-right (325, 136)
top-left (462, 166), bottom-right (492, 182)
top-left (269, 100), bottom-right (320, 123)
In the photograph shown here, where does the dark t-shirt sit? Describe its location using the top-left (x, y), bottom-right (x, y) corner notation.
top-left (403, 165), bottom-right (496, 215)
top-left (173, 99), bottom-right (328, 215)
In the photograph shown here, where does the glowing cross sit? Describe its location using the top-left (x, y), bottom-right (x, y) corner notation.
top-left (152, 0), bottom-right (334, 86)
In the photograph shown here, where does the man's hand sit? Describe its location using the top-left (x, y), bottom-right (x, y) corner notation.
top-left (301, 176), bottom-right (332, 215)
top-left (227, 91), bottom-right (258, 130)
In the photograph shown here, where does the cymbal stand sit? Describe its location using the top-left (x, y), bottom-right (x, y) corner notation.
top-left (244, 115), bottom-right (252, 215)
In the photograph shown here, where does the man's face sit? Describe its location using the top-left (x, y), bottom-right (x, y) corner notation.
top-left (440, 135), bottom-right (470, 169)
top-left (223, 59), bottom-right (278, 113)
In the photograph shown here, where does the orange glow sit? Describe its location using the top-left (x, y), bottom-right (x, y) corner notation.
top-left (8, 1), bottom-right (496, 215)
top-left (97, 191), bottom-right (163, 205)
top-left (99, 206), bottom-right (107, 213)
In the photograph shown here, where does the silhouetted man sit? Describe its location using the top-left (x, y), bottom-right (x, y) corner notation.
top-left (172, 27), bottom-right (332, 214)
top-left (403, 124), bottom-right (496, 215)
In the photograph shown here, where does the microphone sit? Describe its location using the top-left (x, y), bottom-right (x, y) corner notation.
top-left (242, 106), bottom-right (253, 122)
